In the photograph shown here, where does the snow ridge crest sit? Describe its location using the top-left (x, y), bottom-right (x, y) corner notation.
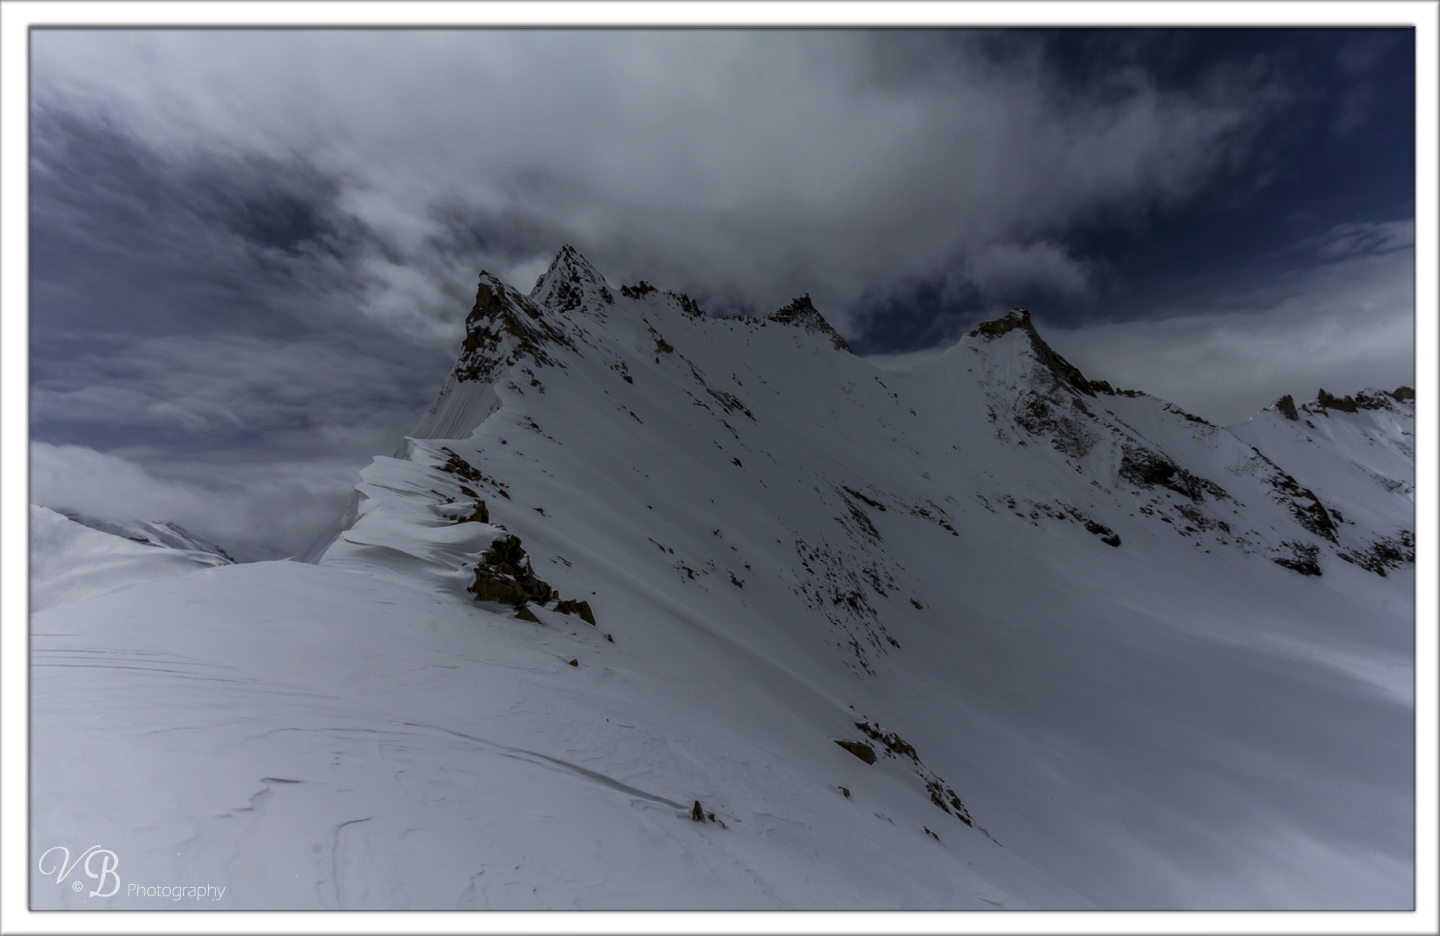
top-left (968, 307), bottom-right (1095, 397)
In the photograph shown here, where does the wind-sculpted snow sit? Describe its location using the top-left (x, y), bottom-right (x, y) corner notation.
top-left (31, 246), bottom-right (1413, 909)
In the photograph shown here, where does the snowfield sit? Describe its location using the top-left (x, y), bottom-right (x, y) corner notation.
top-left (31, 247), bottom-right (1414, 910)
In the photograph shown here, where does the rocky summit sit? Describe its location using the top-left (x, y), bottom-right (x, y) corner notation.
top-left (31, 246), bottom-right (1413, 910)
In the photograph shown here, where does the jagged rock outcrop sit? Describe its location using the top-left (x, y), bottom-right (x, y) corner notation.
top-left (553, 598), bottom-right (597, 625)
top-left (968, 308), bottom-right (1094, 396)
top-left (454, 273), bottom-right (576, 383)
top-left (767, 295), bottom-right (851, 352)
top-left (469, 535), bottom-right (555, 607)
top-left (530, 243), bottom-right (615, 313)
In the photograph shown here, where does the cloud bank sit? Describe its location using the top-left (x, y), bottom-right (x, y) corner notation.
top-left (1043, 221), bottom-right (1414, 425)
top-left (30, 30), bottom-right (1282, 329)
top-left (30, 442), bottom-right (366, 561)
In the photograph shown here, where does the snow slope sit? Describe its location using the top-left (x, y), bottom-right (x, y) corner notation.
top-left (30, 248), bottom-right (1414, 910)
top-left (1230, 388), bottom-right (1415, 576)
top-left (29, 505), bottom-right (233, 613)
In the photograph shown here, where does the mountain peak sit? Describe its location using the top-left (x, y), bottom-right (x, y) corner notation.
top-left (968, 307), bottom-right (1035, 341)
top-left (766, 294), bottom-right (850, 352)
top-left (454, 271), bottom-right (574, 384)
top-left (968, 307), bottom-right (1094, 396)
top-left (530, 244), bottom-right (615, 312)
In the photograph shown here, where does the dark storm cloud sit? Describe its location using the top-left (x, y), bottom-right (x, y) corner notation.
top-left (30, 110), bottom-right (378, 342)
top-left (29, 29), bottom-right (1297, 329)
top-left (29, 111), bottom-right (455, 554)
top-left (848, 28), bottom-right (1414, 358)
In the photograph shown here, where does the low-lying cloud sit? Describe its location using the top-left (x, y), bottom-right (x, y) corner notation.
top-left (1042, 223), bottom-right (1415, 425)
top-left (30, 442), bottom-right (367, 561)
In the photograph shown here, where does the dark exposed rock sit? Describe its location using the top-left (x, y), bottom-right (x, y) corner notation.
top-left (835, 739), bottom-right (877, 765)
top-left (1163, 403), bottom-right (1213, 426)
top-left (854, 721), bottom-right (981, 830)
top-left (665, 290), bottom-right (707, 319)
top-left (838, 498), bottom-right (883, 543)
top-left (968, 308), bottom-right (1032, 341)
top-left (855, 721), bottom-right (918, 762)
top-left (440, 449), bottom-right (484, 485)
top-left (1315, 388), bottom-right (1358, 413)
top-left (468, 535), bottom-right (555, 606)
top-left (1338, 532), bottom-right (1415, 576)
top-left (842, 486), bottom-right (886, 511)
top-left (1255, 460), bottom-right (1338, 542)
top-left (454, 274), bottom-right (576, 384)
top-left (1118, 448), bottom-right (1228, 503)
top-left (767, 295), bottom-right (851, 352)
top-left (706, 388), bottom-right (753, 420)
top-left (457, 500), bottom-right (489, 523)
top-left (530, 244), bottom-right (614, 312)
top-left (1315, 386), bottom-right (1410, 413)
top-left (1091, 381), bottom-right (1144, 398)
top-left (567, 658), bottom-right (579, 667)
top-left (968, 308), bottom-right (1095, 396)
top-left (553, 598), bottom-right (596, 625)
top-left (1353, 389), bottom-right (1402, 411)
top-left (1174, 503), bottom-right (1221, 534)
top-left (620, 280), bottom-right (657, 299)
top-left (1081, 518), bottom-right (1121, 547)
top-left (691, 801), bottom-right (705, 821)
top-left (1273, 542), bottom-right (1322, 576)
top-left (1012, 399), bottom-right (1097, 458)
top-left (1275, 395), bottom-right (1299, 421)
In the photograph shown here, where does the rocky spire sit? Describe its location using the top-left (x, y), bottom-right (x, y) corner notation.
top-left (529, 244), bottom-right (615, 313)
top-left (766, 294), bottom-right (850, 352)
top-left (453, 272), bottom-right (574, 383)
top-left (967, 307), bottom-right (1095, 396)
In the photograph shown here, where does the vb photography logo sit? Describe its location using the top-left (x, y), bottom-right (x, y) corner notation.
top-left (37, 846), bottom-right (227, 903)
top-left (36, 846), bottom-right (121, 898)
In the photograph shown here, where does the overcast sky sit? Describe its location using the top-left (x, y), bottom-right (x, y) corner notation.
top-left (28, 28), bottom-right (1415, 559)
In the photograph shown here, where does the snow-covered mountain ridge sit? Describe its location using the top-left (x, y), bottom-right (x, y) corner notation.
top-left (31, 246), bottom-right (1413, 910)
top-left (29, 505), bottom-right (233, 612)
